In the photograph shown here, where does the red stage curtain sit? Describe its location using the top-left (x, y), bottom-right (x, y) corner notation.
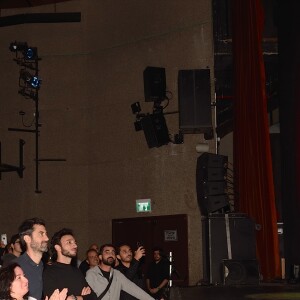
top-left (232, 0), bottom-right (281, 280)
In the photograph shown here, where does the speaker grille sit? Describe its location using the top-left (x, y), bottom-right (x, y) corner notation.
top-left (196, 153), bottom-right (229, 215)
top-left (223, 259), bottom-right (260, 285)
top-left (178, 69), bottom-right (212, 133)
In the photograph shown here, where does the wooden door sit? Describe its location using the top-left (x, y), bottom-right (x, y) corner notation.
top-left (112, 214), bottom-right (189, 286)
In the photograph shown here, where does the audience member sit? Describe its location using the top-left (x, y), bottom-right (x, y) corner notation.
top-left (146, 248), bottom-right (169, 300)
top-left (0, 240), bottom-right (7, 266)
top-left (15, 217), bottom-right (49, 300)
top-left (88, 244), bottom-right (99, 253)
top-left (79, 249), bottom-right (99, 276)
top-left (0, 262), bottom-right (68, 300)
top-left (43, 228), bottom-right (97, 300)
top-left (86, 244), bottom-right (154, 300)
top-left (116, 243), bottom-right (145, 300)
top-left (2, 234), bottom-right (22, 267)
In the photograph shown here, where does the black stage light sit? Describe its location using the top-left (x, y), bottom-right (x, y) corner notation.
top-left (24, 47), bottom-right (38, 60)
top-left (141, 112), bottom-right (170, 148)
top-left (19, 70), bottom-right (41, 89)
top-left (131, 102), bottom-right (141, 114)
top-left (9, 41), bottom-right (28, 52)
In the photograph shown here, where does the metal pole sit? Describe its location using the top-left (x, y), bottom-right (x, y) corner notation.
top-left (35, 59), bottom-right (41, 193)
top-left (169, 251), bottom-right (173, 288)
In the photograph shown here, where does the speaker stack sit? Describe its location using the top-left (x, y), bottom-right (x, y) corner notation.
top-left (202, 213), bottom-right (259, 285)
top-left (196, 152), bottom-right (229, 215)
top-left (197, 153), bottom-right (260, 285)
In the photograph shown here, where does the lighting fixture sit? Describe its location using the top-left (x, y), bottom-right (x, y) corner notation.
top-left (19, 70), bottom-right (41, 89)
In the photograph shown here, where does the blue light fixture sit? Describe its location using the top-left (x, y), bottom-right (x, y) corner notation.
top-left (20, 70), bottom-right (41, 89)
top-left (24, 47), bottom-right (38, 60)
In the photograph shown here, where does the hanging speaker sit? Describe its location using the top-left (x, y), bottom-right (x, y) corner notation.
top-left (223, 259), bottom-right (260, 285)
top-left (178, 69), bottom-right (212, 133)
top-left (197, 152), bottom-right (228, 168)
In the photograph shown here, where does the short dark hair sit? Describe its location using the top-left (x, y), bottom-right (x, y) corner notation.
top-left (116, 243), bottom-right (130, 255)
top-left (0, 263), bottom-right (21, 300)
top-left (50, 228), bottom-right (74, 261)
top-left (153, 246), bottom-right (164, 256)
top-left (99, 243), bottom-right (115, 255)
top-left (18, 217), bottom-right (46, 250)
top-left (9, 234), bottom-right (20, 245)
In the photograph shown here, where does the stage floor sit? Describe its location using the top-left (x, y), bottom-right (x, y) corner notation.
top-left (170, 283), bottom-right (300, 300)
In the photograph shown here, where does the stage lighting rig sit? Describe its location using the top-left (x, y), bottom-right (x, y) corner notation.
top-left (24, 47), bottom-right (38, 61)
top-left (19, 70), bottom-right (41, 89)
top-left (10, 42), bottom-right (41, 101)
top-left (9, 41), bottom-right (28, 52)
top-left (9, 41), bottom-right (39, 66)
top-left (131, 101), bottom-right (170, 148)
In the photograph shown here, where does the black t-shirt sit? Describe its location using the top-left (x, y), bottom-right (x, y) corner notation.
top-left (43, 262), bottom-right (97, 300)
top-left (100, 268), bottom-right (110, 281)
top-left (146, 258), bottom-right (169, 288)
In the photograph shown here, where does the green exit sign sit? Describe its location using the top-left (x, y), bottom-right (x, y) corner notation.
top-left (136, 199), bottom-right (151, 212)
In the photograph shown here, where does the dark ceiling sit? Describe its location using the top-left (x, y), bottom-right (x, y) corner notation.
top-left (0, 0), bottom-right (70, 9)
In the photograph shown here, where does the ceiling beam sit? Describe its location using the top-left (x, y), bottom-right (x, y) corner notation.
top-left (0, 12), bottom-right (81, 27)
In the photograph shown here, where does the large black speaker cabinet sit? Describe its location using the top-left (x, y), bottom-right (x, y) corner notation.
top-left (178, 69), bottom-right (212, 133)
top-left (196, 153), bottom-right (229, 215)
top-left (202, 214), bottom-right (257, 285)
top-left (197, 152), bottom-right (228, 168)
top-left (223, 259), bottom-right (260, 285)
top-left (143, 66), bottom-right (166, 102)
top-left (141, 113), bottom-right (169, 148)
top-left (201, 195), bottom-right (229, 215)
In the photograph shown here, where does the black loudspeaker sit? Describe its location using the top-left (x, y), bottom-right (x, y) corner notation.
top-left (143, 67), bottom-right (166, 102)
top-left (223, 259), bottom-right (260, 285)
top-left (196, 153), bottom-right (229, 215)
top-left (202, 181), bottom-right (227, 196)
top-left (201, 195), bottom-right (229, 214)
top-left (198, 167), bottom-right (227, 182)
top-left (178, 69), bottom-right (212, 133)
top-left (141, 113), bottom-right (169, 148)
top-left (202, 214), bottom-right (257, 284)
top-left (197, 152), bottom-right (228, 168)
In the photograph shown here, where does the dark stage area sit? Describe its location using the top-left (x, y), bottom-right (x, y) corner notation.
top-left (170, 283), bottom-right (300, 300)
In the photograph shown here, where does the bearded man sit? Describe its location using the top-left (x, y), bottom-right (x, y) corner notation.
top-left (86, 244), bottom-right (154, 300)
top-left (43, 228), bottom-right (97, 300)
top-left (16, 217), bottom-right (49, 300)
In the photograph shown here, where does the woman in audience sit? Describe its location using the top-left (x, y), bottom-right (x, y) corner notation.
top-left (0, 262), bottom-right (67, 300)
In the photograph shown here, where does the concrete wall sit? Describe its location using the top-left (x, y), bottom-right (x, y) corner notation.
top-left (0, 0), bottom-right (214, 284)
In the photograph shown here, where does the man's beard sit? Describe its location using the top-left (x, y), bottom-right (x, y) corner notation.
top-left (122, 256), bottom-right (132, 263)
top-left (102, 257), bottom-right (115, 266)
top-left (30, 240), bottom-right (48, 253)
top-left (61, 248), bottom-right (77, 258)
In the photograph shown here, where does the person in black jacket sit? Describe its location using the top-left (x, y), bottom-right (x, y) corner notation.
top-left (146, 248), bottom-right (169, 300)
top-left (43, 228), bottom-right (97, 300)
top-left (115, 243), bottom-right (145, 300)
